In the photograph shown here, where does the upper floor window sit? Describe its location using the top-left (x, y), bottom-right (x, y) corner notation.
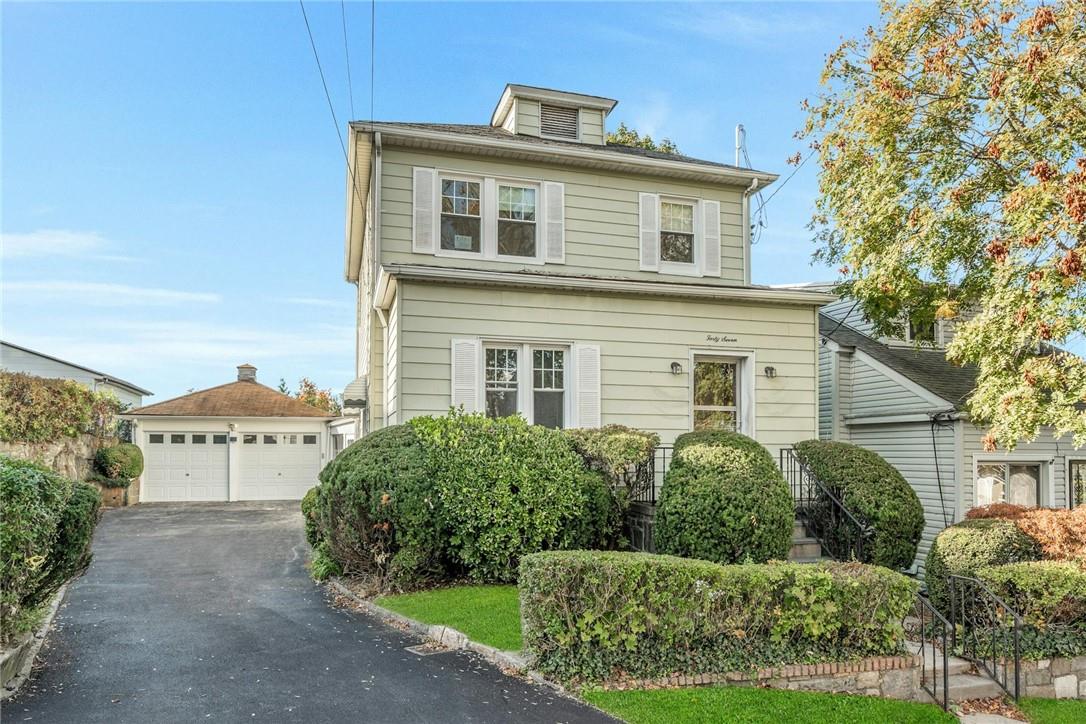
top-left (440, 178), bottom-right (481, 253)
top-left (497, 184), bottom-right (537, 257)
top-left (660, 200), bottom-right (695, 265)
top-left (907, 316), bottom-right (937, 344)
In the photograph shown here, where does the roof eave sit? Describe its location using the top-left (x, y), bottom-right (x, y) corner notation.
top-left (355, 122), bottom-right (779, 186)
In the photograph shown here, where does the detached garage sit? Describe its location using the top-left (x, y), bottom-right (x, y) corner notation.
top-left (124, 364), bottom-right (335, 502)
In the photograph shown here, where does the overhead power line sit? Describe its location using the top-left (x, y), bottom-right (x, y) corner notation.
top-left (340, 0), bottom-right (355, 119)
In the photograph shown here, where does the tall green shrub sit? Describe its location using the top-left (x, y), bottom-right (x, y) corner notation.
top-left (315, 425), bottom-right (446, 587)
top-left (793, 440), bottom-right (925, 570)
top-left (924, 518), bottom-right (1041, 613)
top-left (93, 442), bottom-right (144, 484)
top-left (0, 371), bottom-right (123, 443)
top-left (655, 431), bottom-right (793, 564)
top-left (519, 551), bottom-right (917, 683)
top-left (300, 486), bottom-right (322, 547)
top-left (0, 456), bottom-right (99, 643)
top-left (410, 411), bottom-right (617, 582)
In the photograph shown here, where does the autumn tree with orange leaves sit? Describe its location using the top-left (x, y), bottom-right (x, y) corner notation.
top-left (803, 0), bottom-right (1086, 449)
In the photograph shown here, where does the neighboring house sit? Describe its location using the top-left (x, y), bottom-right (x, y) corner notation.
top-left (1, 339), bottom-right (151, 407)
top-left (809, 288), bottom-right (1084, 570)
top-left (123, 365), bottom-right (337, 502)
top-left (338, 83), bottom-right (833, 457)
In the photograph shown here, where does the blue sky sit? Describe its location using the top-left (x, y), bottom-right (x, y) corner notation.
top-left (2, 1), bottom-right (880, 402)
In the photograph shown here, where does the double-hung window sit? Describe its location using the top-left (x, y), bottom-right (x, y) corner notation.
top-left (440, 178), bottom-right (481, 253)
top-left (660, 199), bottom-right (696, 266)
top-left (692, 357), bottom-right (739, 432)
top-left (483, 343), bottom-right (567, 428)
top-left (497, 184), bottom-right (537, 257)
top-left (975, 462), bottom-right (1042, 507)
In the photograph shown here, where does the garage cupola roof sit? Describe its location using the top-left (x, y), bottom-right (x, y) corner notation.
top-left (237, 363), bottom-right (257, 382)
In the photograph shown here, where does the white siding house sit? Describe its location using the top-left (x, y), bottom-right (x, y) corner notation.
top-left (1, 340), bottom-right (151, 407)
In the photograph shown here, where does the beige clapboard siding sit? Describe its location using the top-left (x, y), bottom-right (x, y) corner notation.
top-left (379, 146), bottom-right (747, 285)
top-left (579, 109), bottom-right (605, 145)
top-left (960, 422), bottom-right (1074, 509)
top-left (395, 280), bottom-right (818, 450)
top-left (516, 98), bottom-right (540, 137)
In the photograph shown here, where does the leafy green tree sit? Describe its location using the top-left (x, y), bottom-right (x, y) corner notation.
top-left (803, 0), bottom-right (1086, 449)
top-left (295, 377), bottom-right (342, 415)
top-left (606, 122), bottom-right (679, 154)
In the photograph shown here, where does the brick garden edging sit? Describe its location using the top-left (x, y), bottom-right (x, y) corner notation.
top-left (600, 654), bottom-right (923, 701)
top-left (1020, 656), bottom-right (1086, 699)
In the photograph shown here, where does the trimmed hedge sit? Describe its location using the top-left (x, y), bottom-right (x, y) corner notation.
top-left (977, 561), bottom-right (1086, 659)
top-left (315, 425), bottom-right (445, 587)
top-left (94, 442), bottom-right (143, 480)
top-left (0, 456), bottom-right (99, 643)
top-left (411, 412), bottom-right (618, 582)
top-left (793, 440), bottom-right (925, 570)
top-left (301, 486), bottom-right (321, 547)
top-left (655, 431), bottom-right (793, 564)
top-left (924, 518), bottom-right (1042, 613)
top-left (519, 551), bottom-right (917, 683)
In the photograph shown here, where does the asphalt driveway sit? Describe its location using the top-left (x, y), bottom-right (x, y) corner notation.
top-left (9, 503), bottom-right (613, 723)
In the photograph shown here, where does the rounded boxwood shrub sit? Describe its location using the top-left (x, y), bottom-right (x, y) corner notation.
top-left (314, 425), bottom-right (446, 587)
top-left (519, 551), bottom-right (917, 683)
top-left (300, 486), bottom-right (321, 547)
top-left (793, 440), bottom-right (924, 570)
top-left (924, 518), bottom-right (1042, 613)
top-left (94, 442), bottom-right (143, 480)
top-left (654, 431), bottom-right (793, 564)
top-left (410, 412), bottom-right (618, 582)
top-left (0, 456), bottom-right (99, 644)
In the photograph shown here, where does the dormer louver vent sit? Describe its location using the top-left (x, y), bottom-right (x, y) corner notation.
top-left (540, 104), bottom-right (579, 140)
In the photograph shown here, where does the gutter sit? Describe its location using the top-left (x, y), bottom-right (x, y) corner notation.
top-left (377, 264), bottom-right (836, 307)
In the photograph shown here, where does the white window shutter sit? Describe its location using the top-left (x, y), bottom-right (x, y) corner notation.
top-left (573, 344), bottom-right (601, 428)
top-left (701, 199), bottom-right (721, 277)
top-left (450, 338), bottom-right (481, 412)
top-left (639, 193), bottom-right (659, 271)
top-left (543, 181), bottom-right (565, 263)
top-left (412, 167), bottom-right (437, 254)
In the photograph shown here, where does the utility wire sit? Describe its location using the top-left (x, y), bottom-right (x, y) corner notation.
top-left (754, 151), bottom-right (812, 216)
top-left (370, 0), bottom-right (375, 126)
top-left (340, 0), bottom-right (355, 119)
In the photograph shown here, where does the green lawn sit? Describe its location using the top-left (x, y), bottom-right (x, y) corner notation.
top-left (583, 687), bottom-right (956, 724)
top-left (1019, 697), bottom-right (1086, 724)
top-left (375, 584), bottom-right (522, 651)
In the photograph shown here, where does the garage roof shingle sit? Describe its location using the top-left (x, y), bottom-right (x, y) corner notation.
top-left (126, 380), bottom-right (335, 418)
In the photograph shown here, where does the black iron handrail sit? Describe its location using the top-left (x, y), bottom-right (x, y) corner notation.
top-left (779, 448), bottom-right (873, 562)
top-left (909, 594), bottom-right (951, 710)
top-left (629, 444), bottom-right (672, 506)
top-left (948, 574), bottom-right (1022, 700)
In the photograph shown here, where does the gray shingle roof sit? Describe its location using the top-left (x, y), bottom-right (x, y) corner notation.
top-left (363, 122), bottom-right (768, 175)
top-left (818, 314), bottom-right (978, 408)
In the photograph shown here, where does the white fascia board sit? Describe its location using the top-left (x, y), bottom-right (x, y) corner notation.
top-left (381, 264), bottom-right (836, 306)
top-left (359, 123), bottom-right (778, 187)
top-left (852, 348), bottom-right (956, 409)
top-left (345, 128), bottom-right (375, 283)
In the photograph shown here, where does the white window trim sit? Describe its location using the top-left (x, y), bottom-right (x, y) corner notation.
top-left (971, 455), bottom-right (1050, 508)
top-left (887, 314), bottom-right (944, 348)
top-left (688, 348), bottom-right (756, 437)
top-left (433, 169), bottom-right (545, 266)
top-left (658, 195), bottom-right (702, 277)
top-left (482, 339), bottom-right (572, 428)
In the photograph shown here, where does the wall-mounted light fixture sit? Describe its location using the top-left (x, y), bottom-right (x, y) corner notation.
top-left (764, 366), bottom-right (777, 379)
top-left (228, 422), bottom-right (237, 431)
top-left (670, 362), bottom-right (684, 375)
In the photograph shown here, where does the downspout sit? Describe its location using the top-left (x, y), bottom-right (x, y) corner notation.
top-left (742, 178), bottom-right (760, 286)
top-left (372, 132), bottom-right (382, 290)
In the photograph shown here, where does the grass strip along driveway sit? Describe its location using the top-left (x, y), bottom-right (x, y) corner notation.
top-left (375, 584), bottom-right (522, 651)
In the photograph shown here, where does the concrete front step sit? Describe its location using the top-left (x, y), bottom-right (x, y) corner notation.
top-left (909, 642), bottom-right (972, 676)
top-left (945, 673), bottom-right (1006, 702)
top-left (788, 538), bottom-right (823, 561)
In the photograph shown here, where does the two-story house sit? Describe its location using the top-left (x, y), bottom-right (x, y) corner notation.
top-left (806, 286), bottom-right (1085, 570)
top-left (340, 84), bottom-right (833, 458)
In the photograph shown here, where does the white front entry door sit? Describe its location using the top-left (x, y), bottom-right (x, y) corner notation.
top-left (143, 432), bottom-right (230, 502)
top-left (236, 433), bottom-right (321, 500)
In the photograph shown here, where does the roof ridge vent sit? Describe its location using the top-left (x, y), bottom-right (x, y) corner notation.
top-left (237, 364), bottom-right (257, 382)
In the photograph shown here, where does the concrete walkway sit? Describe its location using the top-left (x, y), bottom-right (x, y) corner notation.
top-left (8, 503), bottom-right (613, 723)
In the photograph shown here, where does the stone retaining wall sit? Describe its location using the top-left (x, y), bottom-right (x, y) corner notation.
top-left (0, 434), bottom-right (101, 481)
top-left (1021, 656), bottom-right (1086, 699)
top-left (601, 654), bottom-right (922, 701)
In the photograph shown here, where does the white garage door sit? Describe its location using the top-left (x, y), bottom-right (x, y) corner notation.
top-left (237, 433), bottom-right (321, 500)
top-left (143, 432), bottom-right (229, 502)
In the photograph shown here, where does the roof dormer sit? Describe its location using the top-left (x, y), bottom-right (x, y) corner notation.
top-left (490, 84), bottom-right (617, 146)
